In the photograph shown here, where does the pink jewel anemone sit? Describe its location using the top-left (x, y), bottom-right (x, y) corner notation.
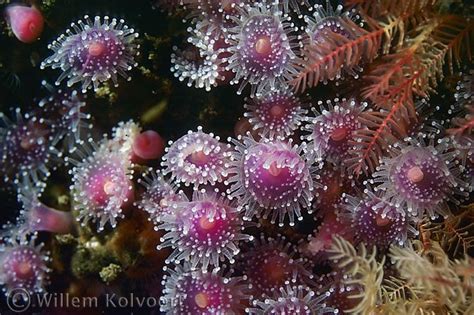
top-left (372, 137), bottom-right (469, 219)
top-left (0, 230), bottom-right (50, 295)
top-left (302, 98), bottom-right (365, 164)
top-left (67, 140), bottom-right (134, 231)
top-left (157, 189), bottom-right (252, 269)
top-left (226, 2), bottom-right (298, 95)
top-left (244, 89), bottom-right (307, 139)
top-left (161, 126), bottom-right (232, 187)
top-left (41, 15), bottom-right (139, 92)
top-left (227, 136), bottom-right (315, 226)
top-left (160, 263), bottom-right (248, 314)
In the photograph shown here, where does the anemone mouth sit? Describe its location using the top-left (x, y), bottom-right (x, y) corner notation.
top-left (186, 150), bottom-right (211, 166)
top-left (192, 223), bottom-right (229, 244)
top-left (269, 104), bottom-right (285, 118)
top-left (198, 216), bottom-right (217, 231)
top-left (15, 260), bottom-right (35, 279)
top-left (267, 162), bottom-right (284, 177)
top-left (88, 41), bottom-right (107, 57)
top-left (194, 292), bottom-right (210, 309)
top-left (375, 214), bottom-right (393, 228)
top-left (20, 137), bottom-right (35, 150)
top-left (330, 127), bottom-right (349, 142)
top-left (254, 35), bottom-right (272, 55)
top-left (103, 180), bottom-right (117, 195)
top-left (190, 203), bottom-right (232, 243)
top-left (407, 165), bottom-right (425, 184)
top-left (85, 167), bottom-right (125, 206)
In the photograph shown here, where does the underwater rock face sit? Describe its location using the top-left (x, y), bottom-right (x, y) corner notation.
top-left (0, 0), bottom-right (472, 314)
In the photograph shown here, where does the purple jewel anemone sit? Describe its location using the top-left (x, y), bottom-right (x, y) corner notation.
top-left (247, 285), bottom-right (336, 315)
top-left (160, 263), bottom-right (248, 314)
top-left (244, 88), bottom-right (307, 139)
top-left (161, 126), bottom-right (232, 187)
top-left (38, 81), bottom-right (91, 150)
top-left (170, 28), bottom-right (226, 91)
top-left (67, 140), bottom-right (134, 231)
top-left (343, 191), bottom-right (418, 248)
top-left (182, 0), bottom-right (252, 35)
top-left (226, 2), bottom-right (298, 95)
top-left (0, 108), bottom-right (58, 193)
top-left (157, 189), bottom-right (252, 269)
top-left (304, 2), bottom-right (353, 45)
top-left (303, 98), bottom-right (365, 163)
top-left (227, 136), bottom-right (314, 226)
top-left (0, 230), bottom-right (50, 295)
top-left (135, 169), bottom-right (187, 225)
top-left (316, 271), bottom-right (362, 313)
top-left (41, 15), bottom-right (140, 92)
top-left (237, 234), bottom-right (314, 299)
top-left (372, 137), bottom-right (469, 219)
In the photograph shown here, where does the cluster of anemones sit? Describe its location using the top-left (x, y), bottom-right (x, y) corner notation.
top-left (1, 13), bottom-right (142, 195)
top-left (1, 1), bottom-right (471, 312)
top-left (140, 126), bottom-right (336, 312)
top-left (162, 0), bottom-right (367, 96)
top-left (5, 113), bottom-right (467, 309)
top-left (165, 1), bottom-right (303, 96)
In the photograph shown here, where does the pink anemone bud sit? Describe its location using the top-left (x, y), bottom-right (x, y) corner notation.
top-left (5, 5), bottom-right (44, 43)
top-left (132, 130), bottom-right (165, 161)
